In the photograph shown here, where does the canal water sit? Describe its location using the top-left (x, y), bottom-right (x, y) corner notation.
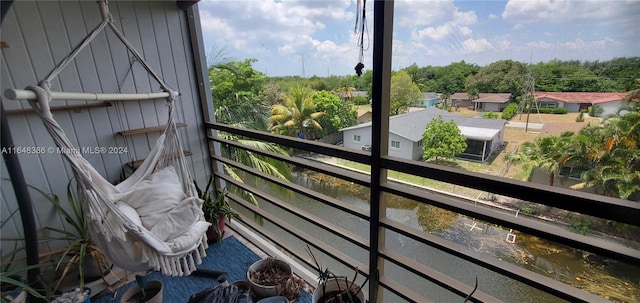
top-left (238, 170), bottom-right (640, 302)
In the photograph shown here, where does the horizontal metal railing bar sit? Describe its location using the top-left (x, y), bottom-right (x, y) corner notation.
top-left (226, 190), bottom-right (370, 278)
top-left (380, 248), bottom-right (501, 303)
top-left (382, 156), bottom-right (640, 227)
top-left (208, 135), bottom-right (371, 187)
top-left (206, 121), bottom-right (634, 302)
top-left (211, 132), bottom-right (638, 262)
top-left (225, 220), bottom-right (319, 286)
top-left (378, 275), bottom-right (434, 303)
top-left (206, 122), bottom-right (371, 164)
top-left (215, 171), bottom-right (370, 253)
top-left (212, 153), bottom-right (370, 221)
top-left (207, 124), bottom-right (638, 228)
top-left (381, 218), bottom-right (610, 303)
top-left (383, 181), bottom-right (640, 265)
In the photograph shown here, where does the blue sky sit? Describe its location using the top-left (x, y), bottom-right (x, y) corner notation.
top-left (199, 0), bottom-right (639, 77)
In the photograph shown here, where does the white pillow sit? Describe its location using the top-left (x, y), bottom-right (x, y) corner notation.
top-left (115, 201), bottom-right (142, 226)
top-left (123, 166), bottom-right (187, 241)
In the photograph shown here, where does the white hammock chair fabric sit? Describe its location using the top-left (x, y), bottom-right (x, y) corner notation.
top-left (22, 1), bottom-right (210, 276)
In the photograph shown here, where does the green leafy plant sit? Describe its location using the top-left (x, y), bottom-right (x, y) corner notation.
top-left (1, 209), bottom-right (50, 302)
top-left (482, 112), bottom-right (499, 119)
top-left (194, 176), bottom-right (239, 241)
top-left (570, 216), bottom-right (591, 235)
top-left (30, 179), bottom-right (110, 292)
top-left (306, 246), bottom-right (367, 303)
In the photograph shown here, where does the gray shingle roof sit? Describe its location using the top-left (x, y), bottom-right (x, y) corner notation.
top-left (340, 107), bottom-right (506, 142)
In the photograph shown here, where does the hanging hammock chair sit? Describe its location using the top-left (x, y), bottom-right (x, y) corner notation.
top-left (13, 1), bottom-right (211, 276)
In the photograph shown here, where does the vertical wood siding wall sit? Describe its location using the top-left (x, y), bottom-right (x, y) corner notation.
top-left (1, 1), bottom-right (211, 252)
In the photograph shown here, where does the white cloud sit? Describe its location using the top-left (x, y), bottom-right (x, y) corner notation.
top-left (199, 1), bottom-right (353, 54)
top-left (413, 23), bottom-right (454, 41)
top-left (459, 26), bottom-right (472, 36)
top-left (461, 38), bottom-right (493, 54)
top-left (526, 41), bottom-right (554, 49)
top-left (502, 0), bottom-right (569, 21)
top-left (394, 0), bottom-right (455, 27)
top-left (198, 0), bottom-right (638, 75)
top-left (503, 0), bottom-right (638, 24)
top-left (561, 37), bottom-right (622, 50)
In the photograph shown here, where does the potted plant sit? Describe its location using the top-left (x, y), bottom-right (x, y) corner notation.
top-left (306, 247), bottom-right (366, 303)
top-left (247, 258), bottom-right (293, 299)
top-left (30, 180), bottom-right (111, 292)
top-left (195, 177), bottom-right (238, 243)
top-left (1, 209), bottom-right (52, 302)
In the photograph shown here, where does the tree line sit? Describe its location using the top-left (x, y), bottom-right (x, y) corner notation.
top-left (268, 57), bottom-right (639, 98)
top-left (209, 58), bottom-right (640, 204)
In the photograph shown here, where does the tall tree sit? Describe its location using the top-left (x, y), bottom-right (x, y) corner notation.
top-left (209, 59), bottom-right (291, 202)
top-left (570, 101), bottom-right (640, 200)
top-left (309, 91), bottom-right (357, 138)
top-left (422, 116), bottom-right (467, 161)
top-left (390, 70), bottom-right (422, 115)
top-left (465, 59), bottom-right (526, 96)
top-left (433, 61), bottom-right (478, 96)
top-left (210, 59), bottom-right (268, 130)
top-left (269, 86), bottom-right (325, 138)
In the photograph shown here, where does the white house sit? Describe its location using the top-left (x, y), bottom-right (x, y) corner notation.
top-left (340, 108), bottom-right (506, 162)
top-left (534, 92), bottom-right (629, 116)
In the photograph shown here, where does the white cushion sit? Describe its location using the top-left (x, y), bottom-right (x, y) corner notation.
top-left (123, 166), bottom-right (192, 241)
top-left (115, 201), bottom-right (142, 226)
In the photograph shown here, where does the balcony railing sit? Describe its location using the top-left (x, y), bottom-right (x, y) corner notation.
top-left (205, 121), bottom-right (640, 303)
top-left (202, 2), bottom-right (639, 302)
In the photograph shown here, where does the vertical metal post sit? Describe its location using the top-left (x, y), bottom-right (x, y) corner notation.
top-left (1, 102), bottom-right (47, 302)
top-left (369, 0), bottom-right (394, 302)
top-left (1, 2), bottom-right (46, 302)
top-left (185, 3), bottom-right (222, 188)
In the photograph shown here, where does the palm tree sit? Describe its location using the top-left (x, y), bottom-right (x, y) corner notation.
top-left (507, 132), bottom-right (575, 186)
top-left (467, 89), bottom-right (479, 102)
top-left (208, 58), bottom-right (292, 206)
top-left (269, 86), bottom-right (325, 139)
top-left (570, 103), bottom-right (640, 200)
top-left (439, 92), bottom-right (451, 108)
top-left (336, 86), bottom-right (356, 101)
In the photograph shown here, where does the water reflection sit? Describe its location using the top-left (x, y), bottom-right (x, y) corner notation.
top-left (242, 170), bottom-right (639, 302)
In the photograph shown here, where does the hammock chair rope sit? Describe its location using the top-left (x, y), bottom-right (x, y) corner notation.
top-left (22, 0), bottom-right (210, 276)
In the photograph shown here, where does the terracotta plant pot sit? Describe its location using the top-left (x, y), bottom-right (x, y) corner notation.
top-left (120, 280), bottom-right (163, 303)
top-left (247, 259), bottom-right (292, 299)
top-left (206, 216), bottom-right (227, 243)
top-left (312, 278), bottom-right (365, 303)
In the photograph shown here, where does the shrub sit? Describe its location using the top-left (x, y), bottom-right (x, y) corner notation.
top-left (576, 112), bottom-right (585, 122)
top-left (570, 216), bottom-right (591, 235)
top-left (588, 105), bottom-right (604, 117)
top-left (352, 96), bottom-right (368, 105)
top-left (501, 102), bottom-right (519, 120)
top-left (482, 112), bottom-right (499, 119)
top-left (523, 107), bottom-right (567, 114)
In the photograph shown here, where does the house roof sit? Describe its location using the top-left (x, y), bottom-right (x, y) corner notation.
top-left (534, 92), bottom-right (627, 104)
top-left (423, 92), bottom-right (440, 100)
top-left (451, 92), bottom-right (471, 100)
top-left (450, 92), bottom-right (512, 102)
top-left (340, 107), bottom-right (506, 142)
top-left (472, 93), bottom-right (512, 103)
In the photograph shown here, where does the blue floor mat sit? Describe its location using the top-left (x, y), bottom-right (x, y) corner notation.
top-left (92, 236), bottom-right (312, 303)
